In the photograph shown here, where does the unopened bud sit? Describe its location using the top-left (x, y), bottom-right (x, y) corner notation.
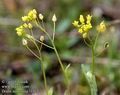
top-left (40, 36), bottom-right (44, 42)
top-left (39, 13), bottom-right (44, 20)
top-left (82, 33), bottom-right (88, 38)
top-left (22, 39), bottom-right (27, 45)
top-left (23, 23), bottom-right (28, 28)
top-left (52, 14), bottom-right (57, 22)
top-left (28, 23), bottom-right (33, 29)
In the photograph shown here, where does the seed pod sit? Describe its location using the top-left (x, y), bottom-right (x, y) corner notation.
top-left (104, 42), bottom-right (109, 48)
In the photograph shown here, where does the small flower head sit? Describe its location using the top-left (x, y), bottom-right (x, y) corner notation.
top-left (22, 16), bottom-right (29, 22)
top-left (79, 15), bottom-right (85, 24)
top-left (78, 28), bottom-right (83, 33)
top-left (16, 26), bottom-right (25, 36)
top-left (22, 38), bottom-right (27, 45)
top-left (52, 14), bottom-right (57, 22)
top-left (16, 31), bottom-right (23, 36)
top-left (28, 23), bottom-right (33, 29)
top-left (73, 14), bottom-right (92, 39)
top-left (40, 36), bottom-right (44, 42)
top-left (23, 23), bottom-right (28, 28)
top-left (32, 9), bottom-right (37, 14)
top-left (39, 13), bottom-right (44, 20)
top-left (86, 15), bottom-right (92, 24)
top-left (97, 21), bottom-right (106, 32)
top-left (72, 20), bottom-right (79, 27)
top-left (27, 9), bottom-right (37, 21)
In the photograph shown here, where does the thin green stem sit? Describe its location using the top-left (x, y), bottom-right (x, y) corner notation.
top-left (94, 32), bottom-right (99, 50)
top-left (84, 39), bottom-right (92, 48)
top-left (35, 39), bottom-right (54, 49)
top-left (52, 42), bottom-right (65, 74)
top-left (25, 45), bottom-right (40, 60)
top-left (91, 46), bottom-right (95, 75)
top-left (31, 39), bottom-right (41, 56)
top-left (52, 42), bottom-right (70, 95)
top-left (40, 43), bottom-right (48, 95)
top-left (36, 21), bottom-right (70, 94)
top-left (53, 22), bottom-right (56, 41)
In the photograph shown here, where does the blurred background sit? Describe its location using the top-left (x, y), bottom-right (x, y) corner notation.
top-left (0, 0), bottom-right (120, 95)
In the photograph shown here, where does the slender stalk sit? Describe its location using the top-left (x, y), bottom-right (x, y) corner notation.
top-left (53, 22), bottom-right (55, 41)
top-left (52, 41), bottom-right (70, 95)
top-left (36, 20), bottom-right (70, 94)
top-left (25, 45), bottom-right (40, 60)
top-left (35, 39), bottom-right (54, 49)
top-left (84, 39), bottom-right (92, 47)
top-left (40, 43), bottom-right (48, 95)
top-left (52, 42), bottom-right (65, 75)
top-left (91, 46), bottom-right (95, 75)
top-left (94, 32), bottom-right (99, 49)
top-left (27, 28), bottom-right (49, 95)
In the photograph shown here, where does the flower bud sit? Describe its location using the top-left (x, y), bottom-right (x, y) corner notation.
top-left (22, 16), bottom-right (28, 22)
top-left (40, 36), bottom-right (44, 42)
top-left (97, 21), bottom-right (106, 32)
top-left (23, 23), bottom-right (28, 28)
top-left (82, 33), bottom-right (88, 38)
top-left (17, 31), bottom-right (22, 36)
top-left (52, 14), bottom-right (57, 22)
top-left (22, 39), bottom-right (27, 45)
top-left (32, 9), bottom-right (37, 14)
top-left (39, 13), bottom-right (44, 20)
top-left (28, 23), bottom-right (33, 29)
top-left (79, 15), bottom-right (85, 24)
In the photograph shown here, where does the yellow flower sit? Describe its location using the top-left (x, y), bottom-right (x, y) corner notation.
top-left (32, 9), bottom-right (37, 14)
top-left (86, 15), bottom-right (92, 24)
top-left (27, 9), bottom-right (37, 21)
top-left (23, 23), bottom-right (28, 28)
top-left (16, 31), bottom-right (23, 36)
top-left (28, 23), bottom-right (33, 29)
top-left (97, 21), bottom-right (106, 32)
top-left (16, 29), bottom-right (25, 36)
top-left (22, 16), bottom-right (29, 22)
top-left (78, 28), bottom-right (83, 33)
top-left (16, 25), bottom-right (25, 36)
top-left (72, 20), bottom-right (79, 27)
top-left (79, 15), bottom-right (85, 24)
top-left (73, 14), bottom-right (93, 39)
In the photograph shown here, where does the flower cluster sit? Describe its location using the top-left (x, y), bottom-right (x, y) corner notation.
top-left (73, 15), bottom-right (106, 38)
top-left (73, 15), bottom-right (92, 38)
top-left (22, 9), bottom-right (37, 22)
top-left (16, 9), bottom-right (58, 46)
top-left (97, 21), bottom-right (106, 32)
top-left (16, 23), bottom-right (33, 37)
